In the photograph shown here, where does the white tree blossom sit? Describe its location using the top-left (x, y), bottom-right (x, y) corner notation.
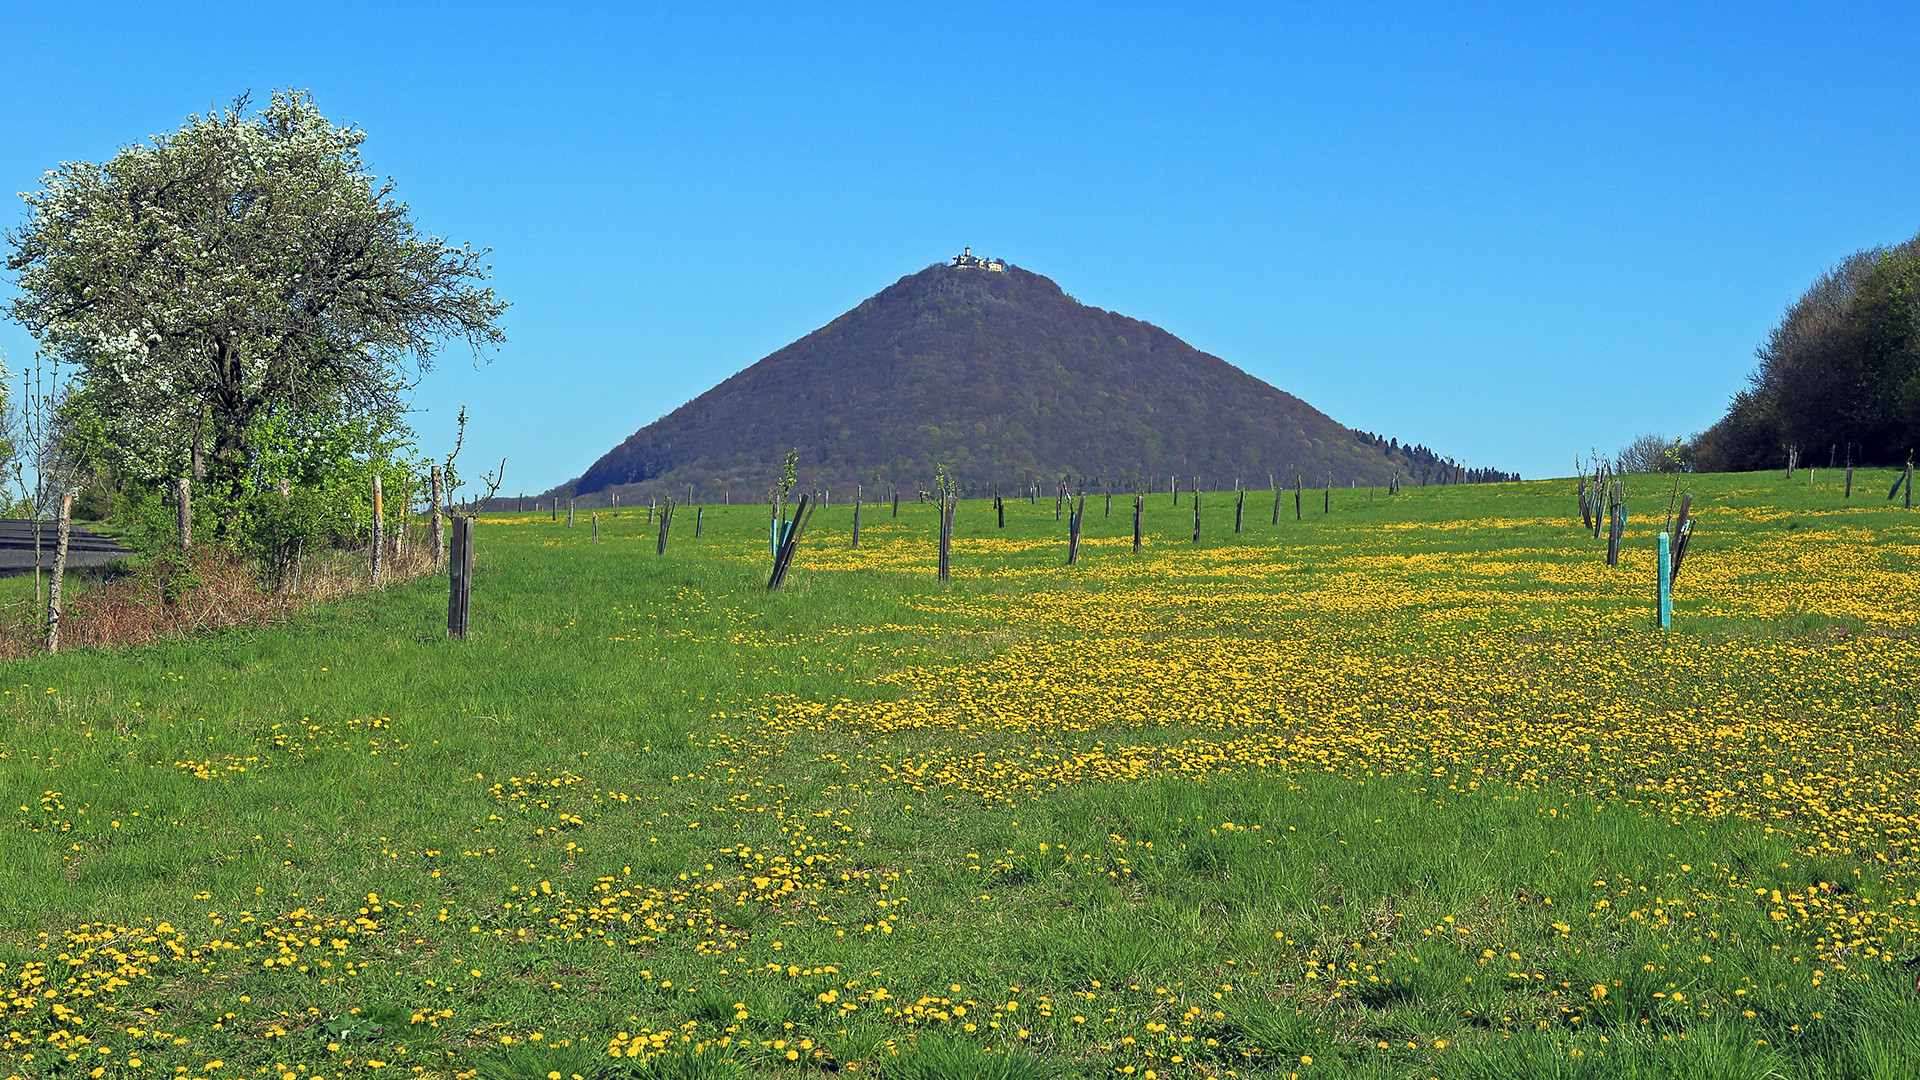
top-left (5, 90), bottom-right (507, 507)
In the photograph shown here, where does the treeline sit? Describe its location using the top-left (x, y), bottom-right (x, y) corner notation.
top-left (1352, 431), bottom-right (1520, 484)
top-left (1695, 230), bottom-right (1920, 471)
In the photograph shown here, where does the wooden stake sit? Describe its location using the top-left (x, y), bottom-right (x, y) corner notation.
top-left (1670, 493), bottom-right (1693, 582)
top-left (1066, 494), bottom-right (1083, 565)
top-left (937, 491), bottom-right (956, 582)
top-left (767, 495), bottom-right (813, 589)
top-left (447, 516), bottom-right (474, 639)
top-left (1133, 494), bottom-right (1143, 553)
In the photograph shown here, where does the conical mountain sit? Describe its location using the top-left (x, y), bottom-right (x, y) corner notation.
top-left (566, 258), bottom-right (1508, 501)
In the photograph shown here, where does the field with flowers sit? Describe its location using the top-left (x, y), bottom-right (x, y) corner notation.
top-left (2, 471), bottom-right (1919, 1080)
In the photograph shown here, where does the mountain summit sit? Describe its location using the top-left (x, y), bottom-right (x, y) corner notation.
top-left (567, 258), bottom-right (1510, 500)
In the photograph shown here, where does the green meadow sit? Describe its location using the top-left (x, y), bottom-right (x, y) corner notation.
top-left (2, 471), bottom-right (1919, 1079)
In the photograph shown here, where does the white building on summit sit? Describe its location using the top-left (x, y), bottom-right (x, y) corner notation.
top-left (951, 247), bottom-right (1006, 272)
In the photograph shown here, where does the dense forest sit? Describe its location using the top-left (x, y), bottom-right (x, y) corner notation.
top-left (558, 261), bottom-right (1514, 504)
top-left (1696, 231), bottom-right (1920, 471)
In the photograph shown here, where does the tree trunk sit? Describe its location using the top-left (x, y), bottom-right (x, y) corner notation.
top-left (178, 478), bottom-right (193, 552)
top-left (45, 493), bottom-right (72, 654)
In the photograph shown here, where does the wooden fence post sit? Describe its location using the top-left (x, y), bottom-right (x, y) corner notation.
top-left (45, 492), bottom-right (72, 654)
top-left (695, 506), bottom-right (704, 538)
top-left (893, 489), bottom-right (900, 517)
top-left (852, 499), bottom-right (862, 548)
top-left (1845, 466), bottom-right (1854, 499)
top-left (996, 495), bottom-right (1005, 529)
top-left (1234, 488), bottom-right (1245, 533)
top-left (592, 512), bottom-right (599, 544)
top-left (448, 515), bottom-right (474, 639)
top-left (1192, 489), bottom-right (1202, 542)
top-left (568, 499), bottom-right (575, 527)
top-left (1294, 478), bottom-right (1302, 522)
top-left (1133, 494), bottom-right (1143, 553)
top-left (656, 498), bottom-right (673, 554)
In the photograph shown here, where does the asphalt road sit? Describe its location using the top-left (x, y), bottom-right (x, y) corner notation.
top-left (0, 519), bottom-right (132, 577)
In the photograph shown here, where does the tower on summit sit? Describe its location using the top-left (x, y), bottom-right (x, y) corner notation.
top-left (951, 247), bottom-right (1006, 272)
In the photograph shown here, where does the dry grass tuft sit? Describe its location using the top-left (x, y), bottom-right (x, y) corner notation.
top-left (0, 544), bottom-right (438, 659)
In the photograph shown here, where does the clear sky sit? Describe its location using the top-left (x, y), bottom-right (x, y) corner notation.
top-left (4, 2), bottom-right (1917, 486)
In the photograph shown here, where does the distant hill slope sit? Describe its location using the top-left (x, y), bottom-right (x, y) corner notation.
top-left (562, 260), bottom-right (1512, 502)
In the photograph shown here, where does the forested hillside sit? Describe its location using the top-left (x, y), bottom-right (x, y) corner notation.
top-left (563, 261), bottom-right (1515, 502)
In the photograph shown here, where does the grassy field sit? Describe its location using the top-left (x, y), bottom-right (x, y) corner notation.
top-left (2, 471), bottom-right (1918, 1080)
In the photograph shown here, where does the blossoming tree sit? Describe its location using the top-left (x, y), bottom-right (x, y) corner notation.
top-left (4, 90), bottom-right (507, 532)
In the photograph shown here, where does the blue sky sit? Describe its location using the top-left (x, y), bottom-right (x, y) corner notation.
top-left (3, 2), bottom-right (1916, 486)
